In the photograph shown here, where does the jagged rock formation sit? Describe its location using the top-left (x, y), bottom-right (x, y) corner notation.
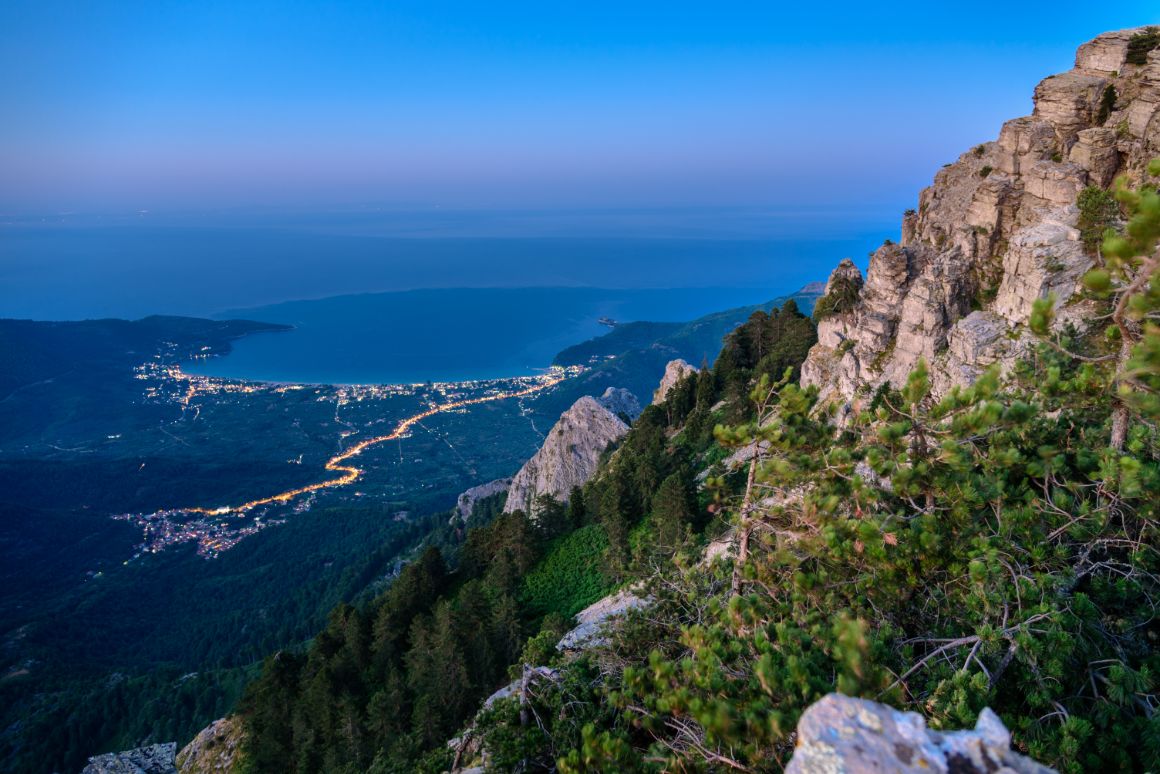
top-left (502, 392), bottom-right (632, 515)
top-left (652, 359), bottom-right (698, 404)
top-left (787, 694), bottom-right (1054, 773)
top-left (595, 386), bottom-right (642, 420)
top-left (452, 478), bottom-right (511, 524)
top-left (802, 27), bottom-right (1160, 408)
top-left (81, 743), bottom-right (177, 774)
top-left (175, 717), bottom-right (245, 774)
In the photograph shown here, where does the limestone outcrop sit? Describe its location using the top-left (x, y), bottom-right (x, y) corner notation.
top-left (81, 743), bottom-right (177, 774)
top-left (452, 478), bottom-right (512, 524)
top-left (502, 391), bottom-right (632, 516)
top-left (787, 694), bottom-right (1054, 774)
top-left (555, 588), bottom-right (649, 651)
top-left (597, 386), bottom-right (642, 421)
top-left (652, 359), bottom-right (699, 404)
top-left (175, 717), bottom-right (245, 774)
top-left (802, 27), bottom-right (1160, 410)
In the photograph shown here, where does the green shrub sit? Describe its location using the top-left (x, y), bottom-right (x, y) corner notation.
top-left (979, 165), bottom-right (993, 178)
top-left (812, 272), bottom-right (862, 323)
top-left (1126, 27), bottom-right (1160, 65)
top-left (1097, 85), bottom-right (1117, 125)
top-left (1076, 185), bottom-right (1120, 254)
top-left (521, 525), bottom-right (612, 618)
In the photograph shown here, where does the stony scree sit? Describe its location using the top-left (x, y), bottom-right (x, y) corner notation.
top-left (786, 694), bottom-right (1055, 774)
top-left (652, 358), bottom-right (699, 404)
top-left (801, 27), bottom-right (1160, 412)
top-left (80, 743), bottom-right (177, 774)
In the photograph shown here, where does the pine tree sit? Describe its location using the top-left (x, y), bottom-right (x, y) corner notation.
top-left (650, 471), bottom-right (693, 551)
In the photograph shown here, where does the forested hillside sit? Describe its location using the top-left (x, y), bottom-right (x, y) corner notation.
top-left (235, 300), bottom-right (819, 772)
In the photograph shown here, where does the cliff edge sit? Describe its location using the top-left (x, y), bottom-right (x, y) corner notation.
top-left (802, 27), bottom-right (1160, 409)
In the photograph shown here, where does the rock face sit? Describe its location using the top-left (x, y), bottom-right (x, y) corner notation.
top-left (652, 359), bottom-right (699, 404)
top-left (555, 588), bottom-right (648, 651)
top-left (81, 743), bottom-right (177, 774)
top-left (502, 391), bottom-right (632, 516)
top-left (452, 478), bottom-right (512, 524)
top-left (597, 386), bottom-right (642, 421)
top-left (787, 694), bottom-right (1054, 774)
top-left (802, 27), bottom-right (1160, 409)
top-left (175, 717), bottom-right (245, 774)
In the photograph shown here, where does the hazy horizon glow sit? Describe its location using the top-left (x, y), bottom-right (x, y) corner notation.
top-left (2, 2), bottom-right (1156, 215)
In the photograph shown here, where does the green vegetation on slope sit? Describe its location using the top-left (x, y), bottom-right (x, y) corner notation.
top-left (465, 167), bottom-right (1160, 773)
top-left (235, 300), bottom-right (818, 772)
top-left (522, 525), bottom-right (610, 619)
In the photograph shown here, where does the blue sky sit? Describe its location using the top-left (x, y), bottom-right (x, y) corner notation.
top-left (1, 2), bottom-right (1156, 214)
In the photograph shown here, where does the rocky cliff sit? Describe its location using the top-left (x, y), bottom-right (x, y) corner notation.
top-left (652, 358), bottom-right (698, 404)
top-left (452, 477), bottom-right (512, 524)
top-left (174, 717), bottom-right (245, 774)
top-left (802, 27), bottom-right (1160, 409)
top-left (502, 388), bottom-right (636, 516)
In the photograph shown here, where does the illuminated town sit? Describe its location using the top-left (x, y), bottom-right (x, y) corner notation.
top-left (116, 353), bottom-right (580, 559)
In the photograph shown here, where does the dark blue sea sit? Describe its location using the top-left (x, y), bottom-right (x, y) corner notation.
top-left (185, 286), bottom-right (798, 384)
top-left (0, 208), bottom-right (896, 383)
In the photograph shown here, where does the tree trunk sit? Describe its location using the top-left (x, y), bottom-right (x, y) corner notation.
top-left (730, 451), bottom-right (759, 597)
top-left (518, 664), bottom-right (530, 727)
top-left (1110, 329), bottom-right (1133, 451)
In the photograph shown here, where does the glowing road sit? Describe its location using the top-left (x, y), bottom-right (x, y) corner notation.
top-left (188, 370), bottom-right (567, 517)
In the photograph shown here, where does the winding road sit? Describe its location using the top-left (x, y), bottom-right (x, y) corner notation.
top-left (190, 371), bottom-right (566, 516)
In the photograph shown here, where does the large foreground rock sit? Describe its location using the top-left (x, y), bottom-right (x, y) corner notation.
top-left (81, 743), bottom-right (177, 774)
top-left (787, 694), bottom-right (1054, 774)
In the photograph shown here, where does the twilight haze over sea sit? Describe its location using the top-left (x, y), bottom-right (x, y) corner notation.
top-left (1, 2), bottom-right (1156, 372)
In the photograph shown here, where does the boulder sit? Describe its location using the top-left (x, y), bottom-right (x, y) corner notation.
top-left (598, 386), bottom-right (642, 420)
top-left (452, 478), bottom-right (512, 524)
top-left (556, 588), bottom-right (648, 651)
top-left (787, 694), bottom-right (1054, 774)
top-left (1075, 28), bottom-right (1136, 73)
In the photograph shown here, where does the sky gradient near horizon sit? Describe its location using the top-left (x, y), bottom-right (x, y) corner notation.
top-left (1, 2), bottom-right (1157, 215)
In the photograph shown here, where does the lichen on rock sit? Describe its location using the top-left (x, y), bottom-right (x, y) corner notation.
top-left (786, 694), bottom-right (1055, 774)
